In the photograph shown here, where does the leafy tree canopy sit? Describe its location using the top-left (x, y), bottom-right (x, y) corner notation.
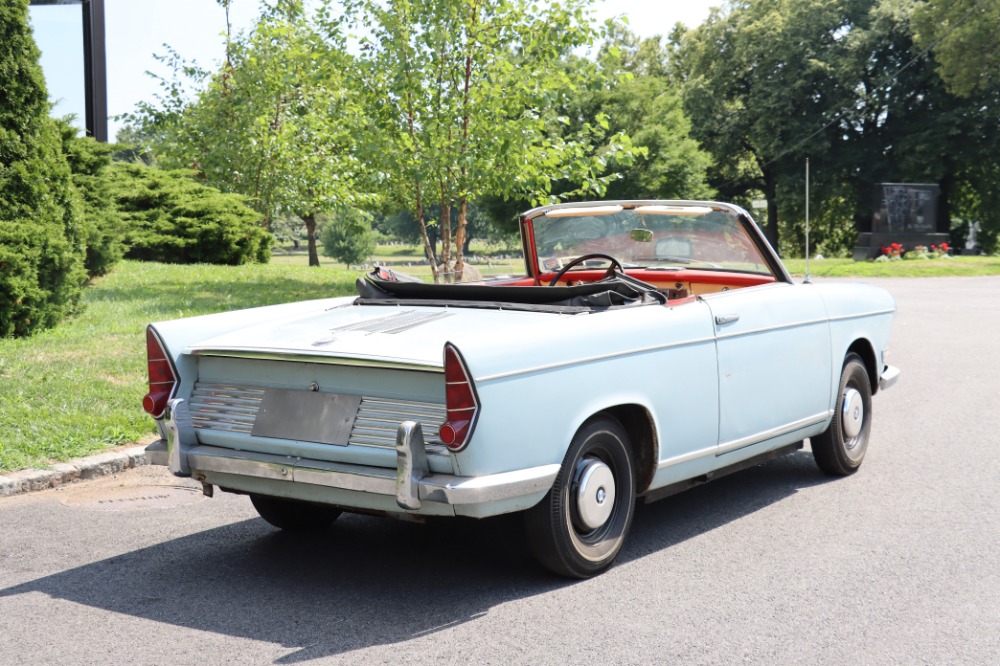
top-left (351, 0), bottom-right (643, 280)
top-left (127, 0), bottom-right (365, 267)
top-left (912, 0), bottom-right (1000, 97)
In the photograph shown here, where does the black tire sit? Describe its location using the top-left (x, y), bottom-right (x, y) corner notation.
top-left (524, 416), bottom-right (636, 578)
top-left (812, 353), bottom-right (873, 476)
top-left (250, 494), bottom-right (342, 532)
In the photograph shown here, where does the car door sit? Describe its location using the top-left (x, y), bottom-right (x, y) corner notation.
top-left (703, 282), bottom-right (832, 456)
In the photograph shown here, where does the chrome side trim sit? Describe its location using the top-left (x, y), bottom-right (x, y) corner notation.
top-left (716, 410), bottom-right (832, 456)
top-left (396, 421), bottom-right (429, 510)
top-left (714, 317), bottom-right (829, 339)
top-left (189, 350), bottom-right (442, 373)
top-left (656, 444), bottom-right (718, 471)
top-left (655, 411), bottom-right (833, 470)
top-left (828, 309), bottom-right (897, 322)
top-left (476, 335), bottom-right (716, 382)
top-left (879, 365), bottom-right (900, 391)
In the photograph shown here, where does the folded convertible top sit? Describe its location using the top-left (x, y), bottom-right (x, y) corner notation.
top-left (355, 269), bottom-right (667, 312)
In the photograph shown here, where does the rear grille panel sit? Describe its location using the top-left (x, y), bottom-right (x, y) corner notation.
top-left (188, 382), bottom-right (447, 452)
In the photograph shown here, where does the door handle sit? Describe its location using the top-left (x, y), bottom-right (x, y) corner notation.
top-left (715, 314), bottom-right (740, 325)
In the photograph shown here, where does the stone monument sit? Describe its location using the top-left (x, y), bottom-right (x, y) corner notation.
top-left (852, 183), bottom-right (951, 260)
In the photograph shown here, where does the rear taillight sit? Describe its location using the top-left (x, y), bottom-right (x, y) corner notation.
top-left (142, 327), bottom-right (176, 418)
top-left (439, 343), bottom-right (479, 451)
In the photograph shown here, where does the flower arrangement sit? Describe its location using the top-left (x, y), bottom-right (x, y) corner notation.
top-left (930, 242), bottom-right (950, 258)
top-left (876, 243), bottom-right (904, 261)
top-left (875, 241), bottom-right (951, 262)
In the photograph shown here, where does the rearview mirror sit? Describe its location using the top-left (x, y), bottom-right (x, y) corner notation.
top-left (629, 229), bottom-right (654, 243)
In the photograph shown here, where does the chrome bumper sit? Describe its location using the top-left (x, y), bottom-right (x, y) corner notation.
top-left (879, 364), bottom-right (901, 391)
top-left (151, 398), bottom-right (558, 514)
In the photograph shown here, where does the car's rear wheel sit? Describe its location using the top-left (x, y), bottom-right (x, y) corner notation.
top-left (524, 416), bottom-right (636, 578)
top-left (812, 353), bottom-right (872, 476)
top-left (250, 494), bottom-right (342, 531)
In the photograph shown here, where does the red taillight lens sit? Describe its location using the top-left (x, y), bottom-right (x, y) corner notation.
top-left (439, 343), bottom-right (479, 451)
top-left (142, 327), bottom-right (176, 418)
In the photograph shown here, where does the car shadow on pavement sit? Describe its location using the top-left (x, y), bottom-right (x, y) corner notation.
top-left (0, 450), bottom-right (829, 662)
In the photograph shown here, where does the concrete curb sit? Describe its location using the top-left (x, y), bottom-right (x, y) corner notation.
top-left (0, 445), bottom-right (151, 498)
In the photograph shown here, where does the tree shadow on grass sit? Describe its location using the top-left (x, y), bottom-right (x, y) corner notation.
top-left (0, 451), bottom-right (829, 662)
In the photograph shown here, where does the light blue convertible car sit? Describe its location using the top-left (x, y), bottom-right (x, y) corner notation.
top-left (144, 201), bottom-right (899, 577)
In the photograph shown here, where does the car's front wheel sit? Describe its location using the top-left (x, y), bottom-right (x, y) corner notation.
top-left (524, 416), bottom-right (636, 578)
top-left (812, 352), bottom-right (873, 476)
top-left (250, 494), bottom-right (342, 531)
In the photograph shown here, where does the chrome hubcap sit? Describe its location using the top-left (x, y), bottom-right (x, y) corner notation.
top-left (575, 458), bottom-right (616, 531)
top-left (841, 387), bottom-right (864, 444)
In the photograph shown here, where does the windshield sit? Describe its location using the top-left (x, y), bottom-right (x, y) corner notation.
top-left (530, 204), bottom-right (773, 275)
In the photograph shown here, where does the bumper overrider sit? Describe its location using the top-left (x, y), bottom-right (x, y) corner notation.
top-left (879, 364), bottom-right (900, 391)
top-left (146, 399), bottom-right (558, 518)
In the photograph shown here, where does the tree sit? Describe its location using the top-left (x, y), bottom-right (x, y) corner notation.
top-left (671, 0), bottom-right (1000, 256)
top-left (128, 0), bottom-right (367, 267)
top-left (674, 0), bottom-right (854, 249)
top-left (912, 0), bottom-right (1000, 97)
top-left (0, 0), bottom-right (87, 337)
top-left (320, 209), bottom-right (377, 267)
top-left (593, 23), bottom-right (713, 201)
top-left (352, 0), bottom-right (641, 281)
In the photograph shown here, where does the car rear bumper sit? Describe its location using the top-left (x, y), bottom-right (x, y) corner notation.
top-left (879, 364), bottom-right (901, 391)
top-left (147, 398), bottom-right (558, 519)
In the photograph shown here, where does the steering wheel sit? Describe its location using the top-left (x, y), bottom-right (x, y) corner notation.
top-left (548, 253), bottom-right (624, 286)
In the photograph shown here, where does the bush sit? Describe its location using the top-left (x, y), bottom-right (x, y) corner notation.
top-left (0, 0), bottom-right (87, 337)
top-left (56, 118), bottom-right (126, 278)
top-left (320, 209), bottom-right (376, 267)
top-left (109, 163), bottom-right (271, 265)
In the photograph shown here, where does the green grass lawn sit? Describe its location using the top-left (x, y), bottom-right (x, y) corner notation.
top-left (1, 253), bottom-right (998, 472)
top-left (271, 243), bottom-right (523, 281)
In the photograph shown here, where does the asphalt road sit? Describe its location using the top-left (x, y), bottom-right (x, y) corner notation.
top-left (2, 276), bottom-right (999, 665)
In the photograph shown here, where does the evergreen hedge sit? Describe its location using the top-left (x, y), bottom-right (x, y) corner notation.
top-left (0, 0), bottom-right (87, 337)
top-left (110, 163), bottom-right (272, 265)
top-left (56, 118), bottom-right (125, 278)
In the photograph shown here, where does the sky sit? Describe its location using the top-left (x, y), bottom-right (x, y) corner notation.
top-left (28, 0), bottom-right (723, 141)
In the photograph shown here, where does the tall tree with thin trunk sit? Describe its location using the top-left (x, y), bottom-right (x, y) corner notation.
top-left (351, 0), bottom-right (640, 281)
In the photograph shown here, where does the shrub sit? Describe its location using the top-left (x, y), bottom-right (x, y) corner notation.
top-left (109, 163), bottom-right (271, 265)
top-left (320, 209), bottom-right (376, 267)
top-left (56, 118), bottom-right (126, 278)
top-left (0, 0), bottom-right (87, 337)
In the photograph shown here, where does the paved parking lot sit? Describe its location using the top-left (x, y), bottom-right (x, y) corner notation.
top-left (2, 276), bottom-right (999, 665)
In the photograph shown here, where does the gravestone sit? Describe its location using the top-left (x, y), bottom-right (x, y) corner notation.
top-left (852, 183), bottom-right (951, 260)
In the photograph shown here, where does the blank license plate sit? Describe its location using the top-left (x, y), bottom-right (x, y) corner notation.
top-left (251, 389), bottom-right (362, 446)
